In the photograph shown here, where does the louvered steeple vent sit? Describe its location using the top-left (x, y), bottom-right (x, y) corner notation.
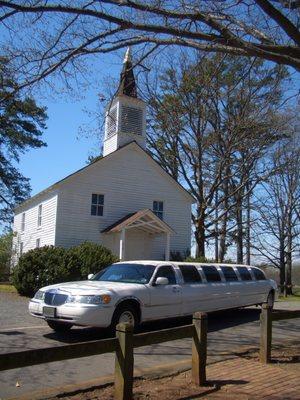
top-left (103, 48), bottom-right (146, 156)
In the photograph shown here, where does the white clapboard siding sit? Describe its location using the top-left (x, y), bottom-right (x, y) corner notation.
top-left (12, 192), bottom-right (58, 263)
top-left (55, 143), bottom-right (192, 259)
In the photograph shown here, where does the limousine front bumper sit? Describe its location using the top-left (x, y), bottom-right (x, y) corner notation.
top-left (29, 299), bottom-right (113, 327)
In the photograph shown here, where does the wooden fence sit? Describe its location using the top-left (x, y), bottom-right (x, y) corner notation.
top-left (1, 307), bottom-right (299, 399)
top-left (0, 312), bottom-right (207, 400)
top-left (260, 304), bottom-right (300, 364)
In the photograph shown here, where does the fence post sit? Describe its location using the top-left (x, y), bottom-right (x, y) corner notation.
top-left (114, 322), bottom-right (134, 400)
top-left (260, 304), bottom-right (272, 364)
top-left (192, 312), bottom-right (207, 386)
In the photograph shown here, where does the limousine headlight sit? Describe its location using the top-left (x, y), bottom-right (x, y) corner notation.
top-left (67, 294), bottom-right (111, 305)
top-left (34, 290), bottom-right (45, 300)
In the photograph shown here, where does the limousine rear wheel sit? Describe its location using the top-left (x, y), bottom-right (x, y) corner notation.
top-left (110, 304), bottom-right (139, 334)
top-left (47, 320), bottom-right (73, 332)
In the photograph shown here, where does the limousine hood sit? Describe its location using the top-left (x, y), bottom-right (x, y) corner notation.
top-left (38, 280), bottom-right (145, 296)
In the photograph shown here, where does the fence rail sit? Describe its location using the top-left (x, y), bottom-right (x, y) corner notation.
top-left (0, 337), bottom-right (117, 371)
top-left (271, 309), bottom-right (300, 321)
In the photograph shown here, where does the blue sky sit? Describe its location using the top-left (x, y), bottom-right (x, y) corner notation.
top-left (20, 91), bottom-right (99, 195)
top-left (19, 59), bottom-right (122, 197)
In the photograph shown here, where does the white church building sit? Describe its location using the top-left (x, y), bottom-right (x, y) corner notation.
top-left (12, 49), bottom-right (194, 262)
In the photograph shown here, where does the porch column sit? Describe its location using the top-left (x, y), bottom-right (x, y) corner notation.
top-left (119, 228), bottom-right (126, 261)
top-left (165, 232), bottom-right (170, 261)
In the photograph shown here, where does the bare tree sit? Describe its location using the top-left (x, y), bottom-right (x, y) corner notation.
top-left (253, 133), bottom-right (300, 293)
top-left (144, 53), bottom-right (288, 259)
top-left (0, 0), bottom-right (300, 94)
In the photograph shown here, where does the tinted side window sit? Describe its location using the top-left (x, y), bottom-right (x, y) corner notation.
top-left (155, 266), bottom-right (176, 285)
top-left (202, 266), bottom-right (221, 282)
top-left (239, 267), bottom-right (252, 281)
top-left (221, 266), bottom-right (238, 282)
top-left (179, 265), bottom-right (202, 284)
top-left (251, 268), bottom-right (266, 281)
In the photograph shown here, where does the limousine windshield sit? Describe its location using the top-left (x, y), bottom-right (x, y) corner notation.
top-left (92, 263), bottom-right (156, 284)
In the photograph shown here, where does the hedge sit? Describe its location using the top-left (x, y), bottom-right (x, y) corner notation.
top-left (12, 242), bottom-right (118, 297)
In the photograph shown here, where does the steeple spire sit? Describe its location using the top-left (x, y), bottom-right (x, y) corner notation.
top-left (118, 47), bottom-right (137, 98)
top-left (103, 47), bottom-right (146, 157)
top-left (123, 47), bottom-right (131, 63)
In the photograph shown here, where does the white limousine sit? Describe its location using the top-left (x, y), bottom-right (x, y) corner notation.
top-left (29, 261), bottom-right (277, 332)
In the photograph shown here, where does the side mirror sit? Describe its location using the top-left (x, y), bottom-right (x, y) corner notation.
top-left (88, 274), bottom-right (94, 280)
top-left (155, 277), bottom-right (169, 286)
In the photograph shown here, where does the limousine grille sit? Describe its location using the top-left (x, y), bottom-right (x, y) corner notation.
top-left (44, 291), bottom-right (68, 306)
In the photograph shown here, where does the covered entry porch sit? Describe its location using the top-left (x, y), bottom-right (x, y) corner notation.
top-left (101, 209), bottom-right (174, 261)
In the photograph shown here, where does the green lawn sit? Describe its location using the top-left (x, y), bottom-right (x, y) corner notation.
top-left (278, 286), bottom-right (300, 302)
top-left (0, 284), bottom-right (17, 293)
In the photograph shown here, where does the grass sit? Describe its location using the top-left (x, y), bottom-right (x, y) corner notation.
top-left (278, 286), bottom-right (300, 302)
top-left (0, 283), bottom-right (17, 293)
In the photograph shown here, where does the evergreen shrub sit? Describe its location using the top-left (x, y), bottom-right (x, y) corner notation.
top-left (66, 242), bottom-right (118, 277)
top-left (12, 242), bottom-right (118, 297)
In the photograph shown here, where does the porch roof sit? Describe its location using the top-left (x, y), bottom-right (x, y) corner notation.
top-left (101, 209), bottom-right (174, 235)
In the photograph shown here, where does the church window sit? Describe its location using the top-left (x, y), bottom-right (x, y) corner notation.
top-left (37, 204), bottom-right (42, 227)
top-left (153, 201), bottom-right (163, 220)
top-left (36, 238), bottom-right (41, 248)
top-left (21, 213), bottom-right (25, 232)
top-left (91, 194), bottom-right (104, 216)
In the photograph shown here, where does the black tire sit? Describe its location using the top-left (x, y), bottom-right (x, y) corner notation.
top-left (266, 291), bottom-right (275, 309)
top-left (110, 304), bottom-right (139, 335)
top-left (47, 320), bottom-right (73, 332)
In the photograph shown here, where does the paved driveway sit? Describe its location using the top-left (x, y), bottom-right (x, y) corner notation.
top-left (0, 292), bottom-right (299, 399)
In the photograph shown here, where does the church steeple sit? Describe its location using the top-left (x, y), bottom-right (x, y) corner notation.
top-left (117, 47), bottom-right (137, 98)
top-left (103, 48), bottom-right (147, 157)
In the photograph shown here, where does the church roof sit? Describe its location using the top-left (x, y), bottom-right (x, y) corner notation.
top-left (117, 47), bottom-right (137, 98)
top-left (14, 141), bottom-right (195, 212)
top-left (101, 208), bottom-right (174, 234)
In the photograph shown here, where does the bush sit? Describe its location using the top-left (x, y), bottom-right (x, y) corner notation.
top-left (0, 232), bottom-right (14, 281)
top-left (12, 242), bottom-right (118, 297)
top-left (11, 246), bottom-right (67, 297)
top-left (184, 255), bottom-right (209, 263)
top-left (66, 242), bottom-right (118, 277)
top-left (170, 249), bottom-right (190, 262)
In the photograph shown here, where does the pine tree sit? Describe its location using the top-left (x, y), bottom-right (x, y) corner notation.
top-left (0, 58), bottom-right (47, 227)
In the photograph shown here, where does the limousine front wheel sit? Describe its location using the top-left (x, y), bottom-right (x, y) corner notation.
top-left (110, 304), bottom-right (139, 334)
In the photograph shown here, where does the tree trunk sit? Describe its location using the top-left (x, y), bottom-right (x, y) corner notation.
top-left (236, 195), bottom-right (244, 264)
top-left (286, 218), bottom-right (293, 295)
top-left (195, 210), bottom-right (206, 259)
top-left (219, 169), bottom-right (229, 262)
top-left (245, 184), bottom-right (251, 265)
top-left (279, 237), bottom-right (285, 295)
top-left (214, 189), bottom-right (219, 262)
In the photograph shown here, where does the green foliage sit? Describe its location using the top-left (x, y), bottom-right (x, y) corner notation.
top-left (12, 246), bottom-right (67, 297)
top-left (65, 241), bottom-right (118, 277)
top-left (170, 249), bottom-right (190, 262)
top-left (184, 255), bottom-right (209, 263)
top-left (0, 231), bottom-right (14, 280)
top-left (11, 242), bottom-right (118, 297)
top-left (0, 57), bottom-right (47, 227)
